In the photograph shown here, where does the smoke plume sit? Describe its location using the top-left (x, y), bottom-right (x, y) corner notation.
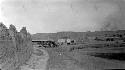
top-left (100, 0), bottom-right (125, 31)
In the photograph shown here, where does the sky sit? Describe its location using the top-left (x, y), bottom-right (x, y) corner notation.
top-left (0, 0), bottom-right (125, 34)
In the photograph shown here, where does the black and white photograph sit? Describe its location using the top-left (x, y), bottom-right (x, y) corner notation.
top-left (0, 0), bottom-right (125, 70)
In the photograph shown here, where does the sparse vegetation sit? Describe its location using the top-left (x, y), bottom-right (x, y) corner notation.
top-left (0, 23), bottom-right (33, 70)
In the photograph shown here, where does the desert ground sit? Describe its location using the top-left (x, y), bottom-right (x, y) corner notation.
top-left (32, 44), bottom-right (125, 70)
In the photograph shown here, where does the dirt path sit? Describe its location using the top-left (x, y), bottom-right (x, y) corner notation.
top-left (21, 46), bottom-right (125, 70)
top-left (21, 47), bottom-right (49, 70)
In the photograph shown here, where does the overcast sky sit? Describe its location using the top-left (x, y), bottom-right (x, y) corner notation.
top-left (0, 0), bottom-right (125, 34)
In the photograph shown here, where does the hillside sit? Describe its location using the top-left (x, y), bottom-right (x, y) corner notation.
top-left (32, 30), bottom-right (125, 42)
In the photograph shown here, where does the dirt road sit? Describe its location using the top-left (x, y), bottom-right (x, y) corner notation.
top-left (21, 46), bottom-right (125, 70)
top-left (21, 47), bottom-right (49, 70)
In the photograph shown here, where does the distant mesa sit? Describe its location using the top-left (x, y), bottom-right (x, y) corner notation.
top-left (32, 29), bottom-right (125, 45)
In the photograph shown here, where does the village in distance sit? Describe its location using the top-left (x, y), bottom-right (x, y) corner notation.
top-left (1, 22), bottom-right (125, 70)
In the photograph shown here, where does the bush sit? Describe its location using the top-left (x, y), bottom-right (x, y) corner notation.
top-left (0, 23), bottom-right (33, 70)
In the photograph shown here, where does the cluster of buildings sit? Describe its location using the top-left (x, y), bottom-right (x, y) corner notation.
top-left (87, 30), bottom-right (125, 42)
top-left (32, 38), bottom-right (76, 48)
top-left (32, 30), bottom-right (125, 48)
top-left (57, 38), bottom-right (76, 45)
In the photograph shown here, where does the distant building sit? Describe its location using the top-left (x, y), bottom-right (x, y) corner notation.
top-left (57, 38), bottom-right (76, 45)
top-left (57, 39), bottom-right (66, 45)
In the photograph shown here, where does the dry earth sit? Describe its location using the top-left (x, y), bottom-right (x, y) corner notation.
top-left (45, 45), bottom-right (125, 70)
top-left (21, 46), bottom-right (49, 70)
